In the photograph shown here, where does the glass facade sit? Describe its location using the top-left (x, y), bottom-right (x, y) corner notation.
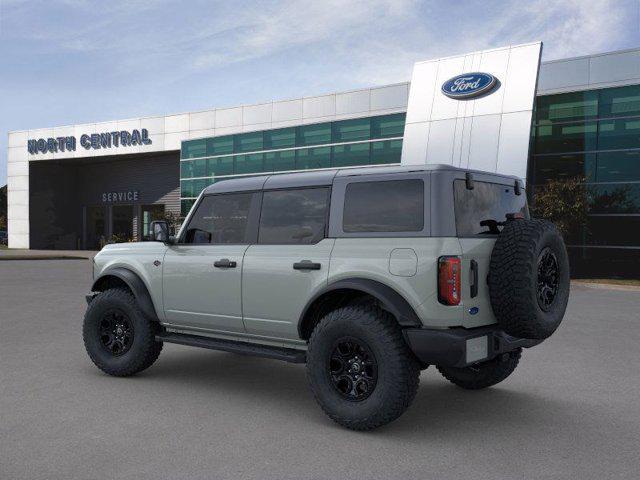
top-left (179, 83), bottom-right (640, 275)
top-left (529, 84), bottom-right (640, 274)
top-left (180, 113), bottom-right (405, 215)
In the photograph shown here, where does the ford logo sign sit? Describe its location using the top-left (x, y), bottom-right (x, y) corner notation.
top-left (441, 72), bottom-right (497, 99)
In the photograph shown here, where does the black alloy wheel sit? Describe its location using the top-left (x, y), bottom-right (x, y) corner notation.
top-left (329, 337), bottom-right (378, 401)
top-left (98, 309), bottom-right (134, 356)
top-left (536, 247), bottom-right (559, 312)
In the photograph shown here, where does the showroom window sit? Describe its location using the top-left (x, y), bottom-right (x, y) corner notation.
top-left (296, 147), bottom-right (331, 170)
top-left (179, 113), bottom-right (407, 215)
top-left (529, 84), bottom-right (640, 263)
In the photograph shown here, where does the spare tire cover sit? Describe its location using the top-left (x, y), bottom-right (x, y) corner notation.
top-left (488, 219), bottom-right (570, 340)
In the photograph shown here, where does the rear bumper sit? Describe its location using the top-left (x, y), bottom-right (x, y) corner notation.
top-left (403, 325), bottom-right (542, 368)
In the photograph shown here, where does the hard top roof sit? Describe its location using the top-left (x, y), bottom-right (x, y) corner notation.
top-left (202, 164), bottom-right (520, 195)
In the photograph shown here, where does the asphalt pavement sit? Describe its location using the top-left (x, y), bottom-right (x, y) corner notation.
top-left (1, 260), bottom-right (639, 480)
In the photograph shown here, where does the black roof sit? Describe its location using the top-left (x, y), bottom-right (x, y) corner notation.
top-left (202, 164), bottom-right (520, 195)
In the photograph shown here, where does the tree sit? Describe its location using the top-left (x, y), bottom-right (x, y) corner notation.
top-left (530, 177), bottom-right (589, 241)
top-left (162, 210), bottom-right (184, 235)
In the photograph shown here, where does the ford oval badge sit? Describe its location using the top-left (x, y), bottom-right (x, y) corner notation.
top-left (469, 307), bottom-right (479, 315)
top-left (441, 72), bottom-right (497, 99)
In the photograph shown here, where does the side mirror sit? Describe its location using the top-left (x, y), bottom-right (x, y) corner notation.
top-left (150, 220), bottom-right (170, 243)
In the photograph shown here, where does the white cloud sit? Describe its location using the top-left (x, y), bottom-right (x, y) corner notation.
top-left (4, 0), bottom-right (634, 85)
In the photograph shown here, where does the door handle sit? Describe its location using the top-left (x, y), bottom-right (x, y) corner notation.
top-left (214, 258), bottom-right (237, 268)
top-left (293, 260), bottom-right (321, 271)
top-left (470, 259), bottom-right (478, 298)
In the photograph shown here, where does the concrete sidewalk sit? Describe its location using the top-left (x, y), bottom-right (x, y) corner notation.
top-left (0, 249), bottom-right (96, 260)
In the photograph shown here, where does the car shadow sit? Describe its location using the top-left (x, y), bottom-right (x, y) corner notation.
top-left (117, 346), bottom-right (584, 438)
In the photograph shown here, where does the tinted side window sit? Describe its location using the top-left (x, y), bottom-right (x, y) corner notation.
top-left (343, 179), bottom-right (424, 232)
top-left (183, 193), bottom-right (253, 244)
top-left (259, 188), bottom-right (330, 244)
top-left (454, 180), bottom-right (529, 236)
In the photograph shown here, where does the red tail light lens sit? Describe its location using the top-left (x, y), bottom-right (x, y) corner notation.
top-left (438, 256), bottom-right (461, 306)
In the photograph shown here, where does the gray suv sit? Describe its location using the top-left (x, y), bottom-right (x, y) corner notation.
top-left (84, 164), bottom-right (570, 430)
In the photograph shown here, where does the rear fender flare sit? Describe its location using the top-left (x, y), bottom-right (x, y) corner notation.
top-left (298, 278), bottom-right (422, 338)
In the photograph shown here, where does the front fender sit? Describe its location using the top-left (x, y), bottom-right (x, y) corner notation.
top-left (92, 267), bottom-right (159, 321)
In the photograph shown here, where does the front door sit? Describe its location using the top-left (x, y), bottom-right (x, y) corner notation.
top-left (162, 192), bottom-right (259, 334)
top-left (242, 187), bottom-right (332, 341)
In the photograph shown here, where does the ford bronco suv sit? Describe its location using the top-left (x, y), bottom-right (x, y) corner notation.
top-left (84, 164), bottom-right (570, 430)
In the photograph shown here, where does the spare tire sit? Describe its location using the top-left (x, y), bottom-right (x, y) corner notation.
top-left (488, 218), bottom-right (570, 340)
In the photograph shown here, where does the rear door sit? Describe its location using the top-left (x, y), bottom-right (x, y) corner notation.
top-left (453, 179), bottom-right (529, 325)
top-left (242, 187), bottom-right (333, 341)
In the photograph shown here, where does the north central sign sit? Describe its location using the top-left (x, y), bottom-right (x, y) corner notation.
top-left (27, 128), bottom-right (152, 155)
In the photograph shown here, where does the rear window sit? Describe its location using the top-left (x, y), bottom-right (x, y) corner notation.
top-left (258, 188), bottom-right (330, 244)
top-left (343, 179), bottom-right (424, 233)
top-left (454, 180), bottom-right (529, 236)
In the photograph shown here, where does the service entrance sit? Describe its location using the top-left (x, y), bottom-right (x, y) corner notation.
top-left (86, 206), bottom-right (107, 250)
top-left (112, 205), bottom-right (134, 242)
top-left (29, 152), bottom-right (180, 250)
top-left (83, 204), bottom-right (167, 249)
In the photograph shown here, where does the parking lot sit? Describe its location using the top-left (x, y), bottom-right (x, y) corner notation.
top-left (1, 259), bottom-right (639, 480)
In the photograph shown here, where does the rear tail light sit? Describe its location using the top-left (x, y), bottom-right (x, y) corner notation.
top-left (438, 256), bottom-right (461, 306)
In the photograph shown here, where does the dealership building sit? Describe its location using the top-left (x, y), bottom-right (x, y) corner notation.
top-left (6, 46), bottom-right (640, 273)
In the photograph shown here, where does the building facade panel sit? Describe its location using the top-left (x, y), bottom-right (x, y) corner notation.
top-left (370, 83), bottom-right (409, 111)
top-left (8, 131), bottom-right (28, 148)
top-left (164, 114), bottom-right (190, 133)
top-left (8, 146), bottom-right (27, 163)
top-left (140, 116), bottom-right (166, 134)
top-left (336, 89), bottom-right (370, 115)
top-left (189, 111), bottom-right (215, 131)
top-left (215, 107), bottom-right (243, 128)
top-left (589, 50), bottom-right (640, 86)
top-left (242, 103), bottom-right (273, 125)
top-left (537, 58), bottom-right (590, 93)
top-left (302, 94), bottom-right (336, 118)
top-left (272, 99), bottom-right (303, 122)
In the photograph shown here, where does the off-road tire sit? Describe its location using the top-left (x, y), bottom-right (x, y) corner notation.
top-left (437, 349), bottom-right (521, 390)
top-left (488, 218), bottom-right (570, 340)
top-left (306, 304), bottom-right (420, 431)
top-left (83, 288), bottom-right (163, 376)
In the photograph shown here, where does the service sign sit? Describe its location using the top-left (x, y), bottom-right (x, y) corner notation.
top-left (441, 72), bottom-right (497, 99)
top-left (102, 191), bottom-right (139, 203)
top-left (27, 129), bottom-right (152, 155)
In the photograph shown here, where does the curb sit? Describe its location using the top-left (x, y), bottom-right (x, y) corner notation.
top-left (571, 280), bottom-right (640, 292)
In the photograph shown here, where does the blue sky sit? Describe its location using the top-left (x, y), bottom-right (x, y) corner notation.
top-left (1, 0), bottom-right (639, 186)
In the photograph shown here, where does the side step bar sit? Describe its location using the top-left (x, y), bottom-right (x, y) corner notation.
top-left (156, 332), bottom-right (307, 364)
